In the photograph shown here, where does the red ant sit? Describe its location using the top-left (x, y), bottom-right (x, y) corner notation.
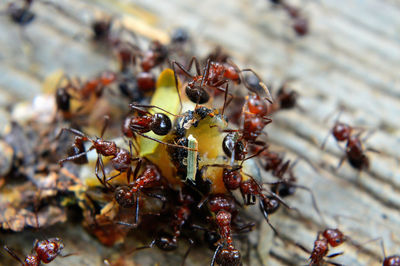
top-left (321, 112), bottom-right (377, 171)
top-left (114, 163), bottom-right (165, 227)
top-left (55, 71), bottom-right (117, 116)
top-left (269, 0), bottom-right (309, 36)
top-left (298, 228), bottom-right (347, 266)
top-left (4, 238), bottom-right (66, 266)
top-left (381, 240), bottom-right (400, 266)
top-left (59, 117), bottom-right (139, 186)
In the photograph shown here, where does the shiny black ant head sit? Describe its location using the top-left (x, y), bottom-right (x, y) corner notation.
top-left (222, 133), bottom-right (247, 161)
top-left (260, 196), bottom-right (280, 215)
top-left (115, 186), bottom-right (135, 208)
top-left (151, 113), bottom-right (172, 136)
top-left (92, 19), bottom-right (111, 40)
top-left (155, 232), bottom-right (178, 251)
top-left (55, 88), bottom-right (71, 112)
top-left (185, 85), bottom-right (210, 104)
top-left (204, 231), bottom-right (221, 250)
top-left (171, 28), bottom-right (189, 44)
top-left (216, 247), bottom-right (241, 266)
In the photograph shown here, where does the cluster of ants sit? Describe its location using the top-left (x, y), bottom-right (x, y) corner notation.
top-left (1, 1), bottom-right (398, 266)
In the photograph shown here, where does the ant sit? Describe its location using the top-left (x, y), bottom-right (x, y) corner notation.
top-left (59, 117), bottom-right (139, 186)
top-left (381, 240), bottom-right (400, 266)
top-left (123, 103), bottom-right (196, 151)
top-left (4, 238), bottom-right (66, 266)
top-left (298, 228), bottom-right (347, 266)
top-left (55, 71), bottom-right (117, 117)
top-left (3, 0), bottom-right (35, 26)
top-left (268, 0), bottom-right (309, 36)
top-left (321, 112), bottom-right (377, 171)
top-left (114, 163), bottom-right (164, 227)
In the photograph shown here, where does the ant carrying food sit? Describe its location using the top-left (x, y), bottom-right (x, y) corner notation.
top-left (59, 117), bottom-right (139, 186)
top-left (321, 112), bottom-right (377, 171)
top-left (4, 238), bottom-right (66, 266)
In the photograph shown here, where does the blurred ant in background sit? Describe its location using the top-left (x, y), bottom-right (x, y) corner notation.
top-left (3, 0), bottom-right (35, 26)
top-left (4, 238), bottom-right (67, 266)
top-left (321, 111), bottom-right (378, 171)
top-left (297, 228), bottom-right (347, 266)
top-left (268, 0), bottom-right (309, 36)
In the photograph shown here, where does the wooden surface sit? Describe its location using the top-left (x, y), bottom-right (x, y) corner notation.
top-left (0, 0), bottom-right (400, 265)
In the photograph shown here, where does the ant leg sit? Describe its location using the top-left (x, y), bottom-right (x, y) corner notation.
top-left (259, 199), bottom-right (280, 236)
top-left (336, 156), bottom-right (346, 170)
top-left (210, 244), bottom-right (223, 266)
top-left (327, 252), bottom-right (344, 258)
top-left (171, 61), bottom-right (189, 112)
top-left (200, 58), bottom-right (211, 88)
top-left (291, 183), bottom-right (326, 225)
top-left (57, 127), bottom-right (88, 140)
top-left (186, 56), bottom-right (201, 75)
top-left (3, 246), bottom-right (24, 264)
top-left (320, 129), bottom-right (332, 150)
top-left (134, 193), bottom-right (140, 227)
top-left (221, 83), bottom-right (229, 116)
top-left (129, 103), bottom-right (181, 117)
top-left (100, 115), bottom-right (110, 138)
top-left (137, 132), bottom-right (197, 151)
top-left (105, 171), bottom-right (122, 183)
top-left (181, 238), bottom-right (194, 266)
top-left (129, 140), bottom-right (139, 157)
top-left (132, 159), bottom-right (142, 182)
top-left (325, 261), bottom-right (343, 266)
top-left (59, 148), bottom-right (93, 166)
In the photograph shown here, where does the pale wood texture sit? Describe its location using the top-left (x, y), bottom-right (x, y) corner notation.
top-left (0, 0), bottom-right (399, 265)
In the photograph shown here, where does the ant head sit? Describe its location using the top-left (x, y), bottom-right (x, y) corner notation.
top-left (150, 113), bottom-right (172, 136)
top-left (271, 182), bottom-right (296, 198)
top-left (24, 254), bottom-right (40, 266)
top-left (155, 232), bottom-right (178, 251)
top-left (222, 133), bottom-right (247, 161)
top-left (383, 255), bottom-right (400, 266)
top-left (223, 168), bottom-right (242, 190)
top-left (216, 247), bottom-right (241, 266)
top-left (322, 229), bottom-right (346, 247)
top-left (115, 186), bottom-right (135, 208)
top-left (332, 122), bottom-right (352, 141)
top-left (35, 238), bottom-right (64, 263)
top-left (247, 93), bottom-right (269, 116)
top-left (260, 196), bottom-right (280, 215)
top-left (185, 85), bottom-right (210, 104)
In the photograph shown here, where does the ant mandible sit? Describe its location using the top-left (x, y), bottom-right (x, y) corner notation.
top-left (321, 112), bottom-right (377, 171)
top-left (59, 117), bottom-right (139, 186)
top-left (4, 238), bottom-right (65, 266)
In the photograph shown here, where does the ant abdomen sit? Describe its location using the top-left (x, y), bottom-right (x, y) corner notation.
top-left (185, 85), bottom-right (210, 104)
top-left (150, 113), bottom-right (172, 135)
top-left (222, 133), bottom-right (247, 161)
top-left (115, 186), bottom-right (135, 208)
top-left (216, 248), bottom-right (241, 266)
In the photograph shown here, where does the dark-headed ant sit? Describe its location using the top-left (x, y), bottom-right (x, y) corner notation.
top-left (298, 228), bottom-right (347, 266)
top-left (123, 103), bottom-right (196, 152)
top-left (55, 71), bottom-right (117, 117)
top-left (3, 0), bottom-right (35, 26)
top-left (321, 113), bottom-right (377, 171)
top-left (59, 118), bottom-right (139, 186)
top-left (4, 238), bottom-right (65, 266)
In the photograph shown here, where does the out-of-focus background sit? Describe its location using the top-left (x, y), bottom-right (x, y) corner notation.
top-left (0, 0), bottom-right (399, 265)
